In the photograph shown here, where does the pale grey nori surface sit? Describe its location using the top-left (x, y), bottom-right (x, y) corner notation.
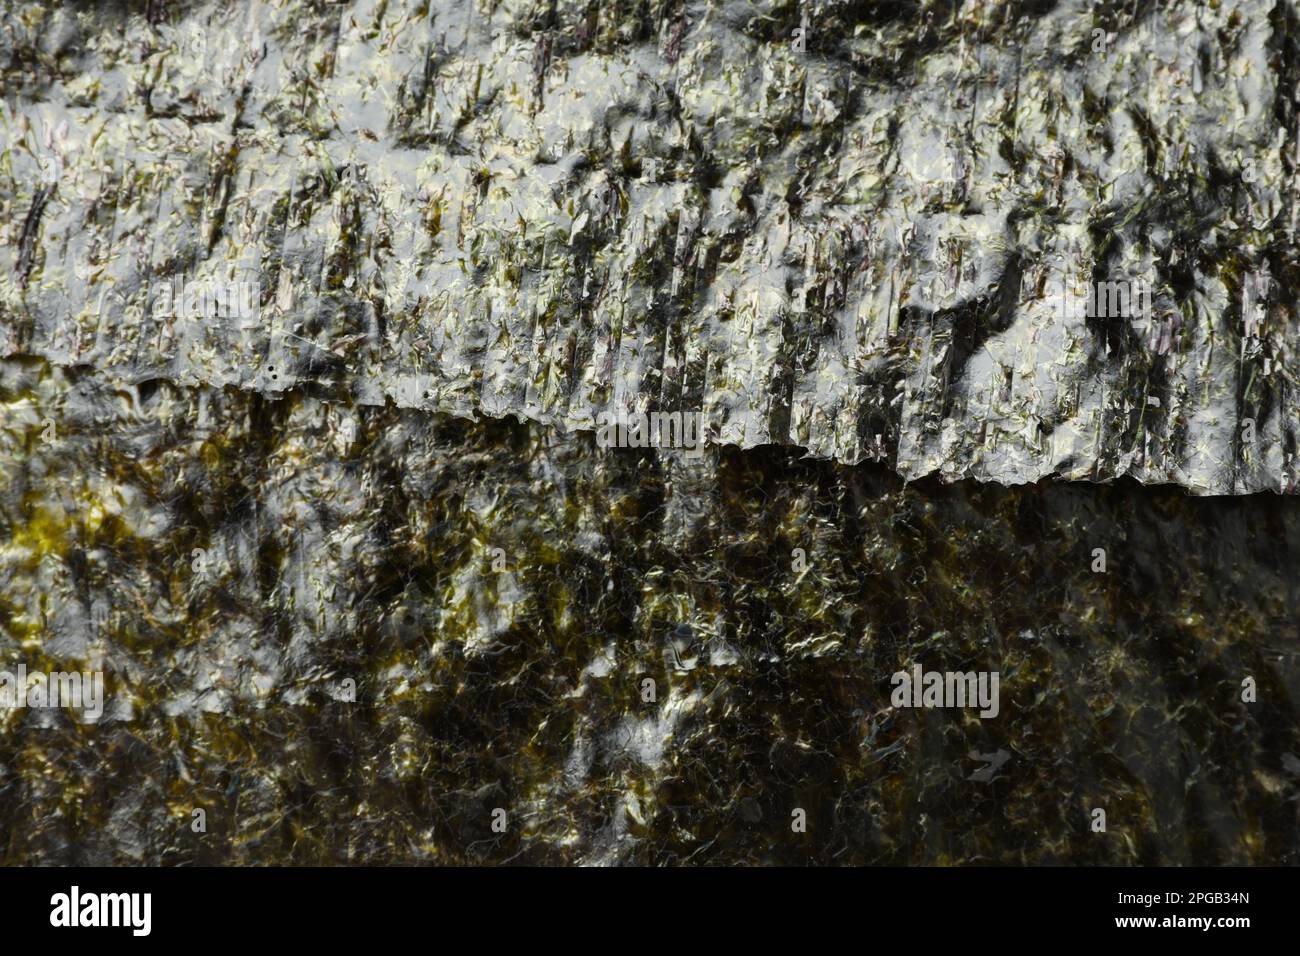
top-left (2, 0), bottom-right (1299, 493)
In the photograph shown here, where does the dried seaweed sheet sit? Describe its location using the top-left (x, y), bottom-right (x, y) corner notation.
top-left (1, 358), bottom-right (1298, 864)
top-left (4, 0), bottom-right (1300, 493)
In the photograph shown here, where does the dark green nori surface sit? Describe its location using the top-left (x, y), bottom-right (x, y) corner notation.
top-left (1, 358), bottom-right (1297, 864)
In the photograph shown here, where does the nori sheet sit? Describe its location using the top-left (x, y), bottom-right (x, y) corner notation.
top-left (2, 1), bottom-right (1300, 866)
top-left (1, 357), bottom-right (1298, 864)
top-left (3, 0), bottom-right (1300, 492)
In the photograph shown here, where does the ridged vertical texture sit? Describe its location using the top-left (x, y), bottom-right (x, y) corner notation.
top-left (3, 0), bottom-right (1300, 493)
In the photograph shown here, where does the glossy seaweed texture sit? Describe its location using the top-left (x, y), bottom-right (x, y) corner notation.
top-left (4, 0), bottom-right (1300, 491)
top-left (3, 0), bottom-right (1300, 867)
top-left (1, 358), bottom-right (1297, 864)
